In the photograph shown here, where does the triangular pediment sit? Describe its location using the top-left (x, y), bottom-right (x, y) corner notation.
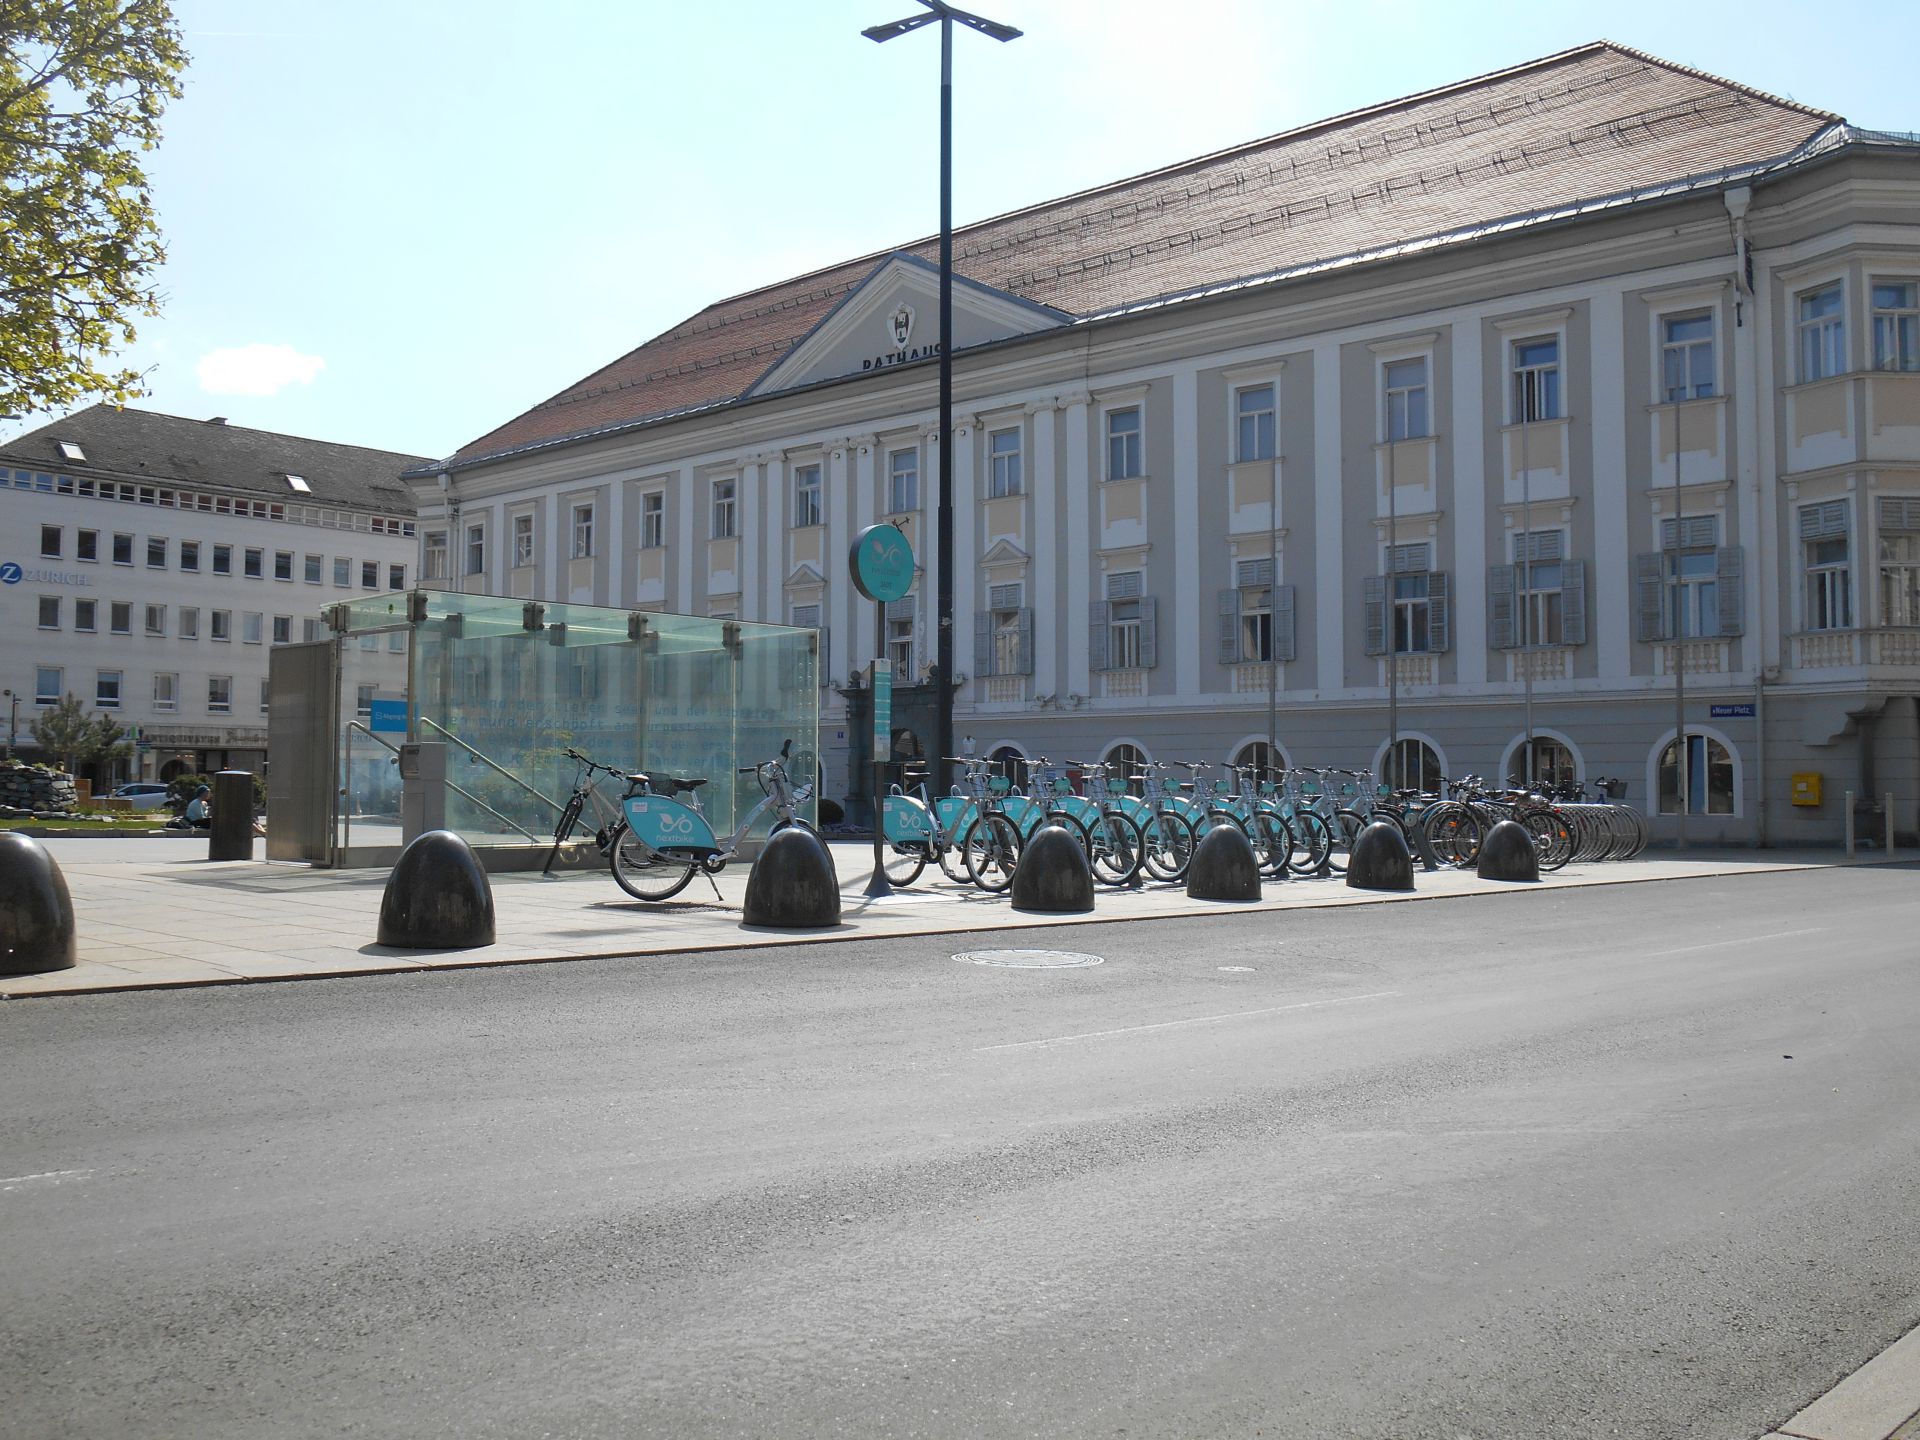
top-left (747, 253), bottom-right (1071, 399)
top-left (785, 561), bottom-right (826, 588)
top-left (979, 538), bottom-right (1030, 567)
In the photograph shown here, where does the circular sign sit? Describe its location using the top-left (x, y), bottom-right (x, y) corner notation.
top-left (850, 523), bottom-right (914, 603)
top-left (0, 562), bottom-right (20, 585)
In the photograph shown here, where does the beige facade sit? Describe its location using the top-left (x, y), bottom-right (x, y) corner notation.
top-left (408, 51), bottom-right (1920, 844)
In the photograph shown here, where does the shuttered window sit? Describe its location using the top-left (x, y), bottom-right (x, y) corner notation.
top-left (1636, 517), bottom-right (1742, 640)
top-left (975, 586), bottom-right (1033, 677)
top-left (1879, 496), bottom-right (1920, 626)
top-left (1364, 556), bottom-right (1449, 656)
top-left (1092, 572), bottom-right (1154, 671)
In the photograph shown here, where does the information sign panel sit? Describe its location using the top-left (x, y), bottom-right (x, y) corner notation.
top-left (871, 662), bottom-right (892, 763)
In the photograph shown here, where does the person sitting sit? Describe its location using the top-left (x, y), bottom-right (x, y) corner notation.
top-left (183, 785), bottom-right (211, 829)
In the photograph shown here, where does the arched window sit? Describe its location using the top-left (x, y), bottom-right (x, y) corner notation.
top-left (1103, 741), bottom-right (1148, 789)
top-left (1232, 740), bottom-right (1285, 784)
top-left (1382, 737), bottom-right (1442, 792)
top-left (1511, 736), bottom-right (1576, 788)
top-left (1657, 733), bottom-right (1735, 814)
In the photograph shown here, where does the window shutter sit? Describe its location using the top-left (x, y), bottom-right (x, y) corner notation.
top-left (1428, 571), bottom-right (1452, 653)
top-left (1660, 516), bottom-right (1718, 551)
top-left (1363, 574), bottom-right (1387, 656)
top-left (1389, 543), bottom-right (1428, 574)
top-left (1088, 602), bottom-right (1109, 672)
top-left (820, 627), bottom-right (830, 688)
top-left (1488, 564), bottom-right (1517, 650)
top-left (1016, 608), bottom-right (1034, 676)
top-left (1236, 557), bottom-right (1273, 589)
top-left (1715, 546), bottom-right (1745, 636)
top-left (1139, 596), bottom-right (1158, 670)
top-left (1218, 588), bottom-right (1241, 665)
top-left (1271, 585), bottom-right (1295, 663)
top-left (1523, 530), bottom-right (1565, 563)
top-left (974, 610), bottom-right (995, 678)
top-left (1106, 571), bottom-right (1142, 600)
top-left (989, 583), bottom-right (1023, 610)
top-left (1798, 501), bottom-right (1849, 540)
top-left (1878, 495), bottom-right (1920, 532)
top-left (1635, 553), bottom-right (1666, 642)
top-left (1562, 559), bottom-right (1588, 646)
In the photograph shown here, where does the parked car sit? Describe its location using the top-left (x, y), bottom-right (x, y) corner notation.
top-left (110, 782), bottom-right (173, 811)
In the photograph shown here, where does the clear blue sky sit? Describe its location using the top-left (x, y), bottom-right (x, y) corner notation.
top-left (19, 0), bottom-right (1916, 462)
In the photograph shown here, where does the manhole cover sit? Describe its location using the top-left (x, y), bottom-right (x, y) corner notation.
top-left (954, 949), bottom-right (1105, 969)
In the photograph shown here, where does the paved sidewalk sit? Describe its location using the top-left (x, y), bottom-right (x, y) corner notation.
top-left (1, 833), bottom-right (1907, 998)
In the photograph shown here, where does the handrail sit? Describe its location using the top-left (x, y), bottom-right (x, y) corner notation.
top-left (345, 722), bottom-right (543, 844)
top-left (418, 716), bottom-right (565, 818)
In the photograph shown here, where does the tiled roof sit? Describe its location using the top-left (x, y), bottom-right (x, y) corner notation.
top-left (440, 41), bottom-right (1839, 471)
top-left (0, 405), bottom-right (428, 514)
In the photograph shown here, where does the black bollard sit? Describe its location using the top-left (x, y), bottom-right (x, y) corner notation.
top-left (378, 829), bottom-right (495, 948)
top-left (1476, 819), bottom-right (1540, 882)
top-left (742, 825), bottom-right (841, 928)
top-left (209, 769), bottom-right (255, 862)
top-left (1010, 824), bottom-right (1095, 914)
top-left (1185, 822), bottom-right (1262, 902)
top-left (1345, 820), bottom-right (1415, 892)
top-left (0, 832), bottom-right (77, 975)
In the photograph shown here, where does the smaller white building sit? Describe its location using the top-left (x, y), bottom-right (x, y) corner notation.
top-left (0, 406), bottom-right (426, 786)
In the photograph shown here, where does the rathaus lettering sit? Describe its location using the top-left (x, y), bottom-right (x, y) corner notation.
top-left (861, 341), bottom-right (943, 372)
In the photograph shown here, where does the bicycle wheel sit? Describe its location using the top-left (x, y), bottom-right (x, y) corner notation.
top-left (1422, 802), bottom-right (1480, 868)
top-left (1322, 809), bottom-right (1368, 874)
top-left (1139, 809), bottom-right (1196, 882)
top-left (882, 842), bottom-right (928, 886)
top-left (962, 813), bottom-right (1023, 893)
top-left (1519, 806), bottom-right (1573, 872)
top-left (542, 791), bottom-right (585, 875)
top-left (1247, 809), bottom-right (1293, 878)
top-left (1286, 809), bottom-right (1332, 873)
top-left (608, 824), bottom-right (698, 901)
top-left (1087, 811), bottom-right (1144, 887)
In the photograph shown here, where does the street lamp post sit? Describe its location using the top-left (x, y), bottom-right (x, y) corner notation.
top-left (863, 0), bottom-right (1021, 798)
top-left (2, 688), bottom-right (15, 762)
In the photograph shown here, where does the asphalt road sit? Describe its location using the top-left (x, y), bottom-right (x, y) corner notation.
top-left (3, 865), bottom-right (1918, 1440)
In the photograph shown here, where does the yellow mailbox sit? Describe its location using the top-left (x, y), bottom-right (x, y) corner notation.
top-left (1790, 772), bottom-right (1823, 807)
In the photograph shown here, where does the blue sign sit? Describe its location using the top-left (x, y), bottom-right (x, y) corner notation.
top-left (0, 562), bottom-right (20, 585)
top-left (849, 523), bottom-right (914, 603)
top-left (368, 698), bottom-right (409, 734)
top-left (1709, 703), bottom-right (1755, 719)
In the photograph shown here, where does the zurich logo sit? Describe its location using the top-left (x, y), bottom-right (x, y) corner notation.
top-left (0, 562), bottom-right (20, 585)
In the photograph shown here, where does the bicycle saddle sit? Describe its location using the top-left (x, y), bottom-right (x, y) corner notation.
top-left (664, 777), bottom-right (707, 793)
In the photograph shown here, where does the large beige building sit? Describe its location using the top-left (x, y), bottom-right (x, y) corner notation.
top-left (404, 42), bottom-right (1920, 845)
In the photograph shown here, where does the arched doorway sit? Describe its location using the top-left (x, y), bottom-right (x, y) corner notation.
top-left (1102, 741), bottom-right (1149, 791)
top-left (989, 744), bottom-right (1028, 789)
top-left (1380, 736), bottom-right (1443, 792)
top-left (1655, 732), bottom-right (1736, 815)
top-left (1508, 735), bottom-right (1577, 788)
top-left (1232, 739), bottom-right (1286, 785)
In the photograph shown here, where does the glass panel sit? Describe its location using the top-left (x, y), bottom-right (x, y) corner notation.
top-left (328, 592), bottom-right (817, 856)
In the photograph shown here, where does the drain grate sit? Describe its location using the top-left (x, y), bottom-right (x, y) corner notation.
top-left (954, 949), bottom-right (1105, 969)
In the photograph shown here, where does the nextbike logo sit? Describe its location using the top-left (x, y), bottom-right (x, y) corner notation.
top-left (653, 808), bottom-right (697, 837)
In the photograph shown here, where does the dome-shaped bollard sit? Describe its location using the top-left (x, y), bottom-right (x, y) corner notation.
top-left (1010, 824), bottom-right (1095, 914)
top-left (1185, 822), bottom-right (1262, 902)
top-left (378, 829), bottom-right (495, 949)
top-left (742, 825), bottom-right (841, 928)
top-left (0, 831), bottom-right (77, 975)
top-left (1476, 819), bottom-right (1540, 882)
top-left (1345, 820), bottom-right (1415, 893)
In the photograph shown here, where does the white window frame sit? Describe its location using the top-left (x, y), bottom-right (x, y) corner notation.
top-left (145, 603), bottom-right (166, 638)
top-left (304, 553), bottom-right (323, 585)
top-left (1871, 276), bottom-right (1920, 373)
top-left (1797, 281), bottom-right (1846, 383)
top-left (511, 512), bottom-right (536, 569)
top-left (109, 601), bottom-right (131, 636)
top-left (639, 492), bottom-right (666, 549)
top-left (208, 675), bottom-right (232, 715)
top-left (152, 672), bottom-right (177, 712)
top-left (1105, 405), bottom-right (1144, 481)
top-left (96, 670), bottom-right (122, 710)
top-left (34, 667), bottom-right (61, 707)
top-left (1510, 334), bottom-right (1562, 423)
top-left (1512, 529), bottom-right (1566, 648)
top-left (1658, 309), bottom-right (1717, 402)
top-left (792, 464), bottom-right (823, 528)
top-left (1233, 382), bottom-right (1276, 462)
top-left (74, 599), bottom-right (96, 633)
top-left (571, 502), bottom-right (595, 560)
top-left (1881, 499), bottom-right (1920, 627)
top-left (711, 478), bottom-right (737, 540)
top-left (37, 595), bottom-right (59, 630)
top-left (178, 606), bottom-right (198, 639)
top-left (988, 428), bottom-right (1022, 498)
top-left (1651, 726), bottom-right (1741, 817)
top-left (887, 448), bottom-right (919, 515)
top-left (423, 530), bottom-right (449, 581)
top-left (1660, 516), bottom-right (1722, 640)
top-left (1381, 355), bottom-right (1430, 442)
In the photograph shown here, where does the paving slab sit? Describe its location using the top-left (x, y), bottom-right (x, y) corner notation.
top-left (0, 835), bottom-right (1908, 998)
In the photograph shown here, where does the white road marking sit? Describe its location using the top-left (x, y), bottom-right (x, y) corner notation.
top-left (1644, 927), bottom-right (1823, 959)
top-left (0, 1169), bottom-right (92, 1190)
top-left (976, 990), bottom-right (1401, 1053)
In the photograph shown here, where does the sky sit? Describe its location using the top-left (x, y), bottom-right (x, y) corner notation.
top-left (12, 0), bottom-right (1916, 463)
